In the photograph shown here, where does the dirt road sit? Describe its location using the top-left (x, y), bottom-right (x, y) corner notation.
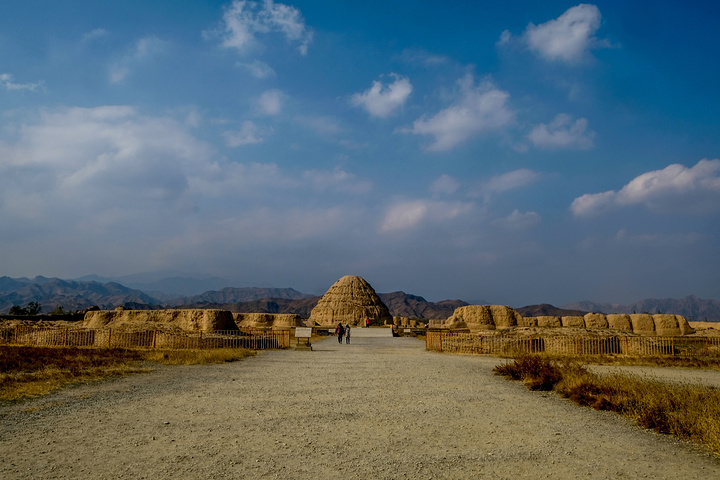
top-left (1, 335), bottom-right (718, 479)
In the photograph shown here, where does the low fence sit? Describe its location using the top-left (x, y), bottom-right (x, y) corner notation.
top-left (426, 331), bottom-right (720, 357)
top-left (1, 326), bottom-right (290, 350)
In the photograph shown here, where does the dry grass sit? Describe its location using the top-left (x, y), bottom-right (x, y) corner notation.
top-left (552, 354), bottom-right (720, 370)
top-left (141, 348), bottom-right (255, 365)
top-left (0, 345), bottom-right (255, 401)
top-left (0, 346), bottom-right (148, 401)
top-left (494, 355), bottom-right (720, 454)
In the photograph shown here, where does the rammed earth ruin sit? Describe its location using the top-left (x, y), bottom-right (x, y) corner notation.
top-left (80, 275), bottom-right (696, 336)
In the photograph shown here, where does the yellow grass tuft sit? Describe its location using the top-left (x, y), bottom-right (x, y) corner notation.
top-left (140, 348), bottom-right (255, 365)
top-left (495, 354), bottom-right (720, 454)
top-left (0, 345), bottom-right (255, 401)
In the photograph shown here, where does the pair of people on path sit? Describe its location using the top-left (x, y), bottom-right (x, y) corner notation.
top-left (335, 323), bottom-right (351, 344)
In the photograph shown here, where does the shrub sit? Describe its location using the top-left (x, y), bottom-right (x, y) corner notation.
top-left (495, 354), bottom-right (720, 454)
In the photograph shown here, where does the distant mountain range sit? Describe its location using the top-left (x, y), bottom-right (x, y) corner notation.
top-left (563, 296), bottom-right (720, 322)
top-left (171, 287), bottom-right (314, 306)
top-left (1, 276), bottom-right (718, 321)
top-left (514, 304), bottom-right (589, 318)
top-left (0, 277), bottom-right (158, 313)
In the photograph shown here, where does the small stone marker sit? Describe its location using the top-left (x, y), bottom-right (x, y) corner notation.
top-left (294, 327), bottom-right (312, 351)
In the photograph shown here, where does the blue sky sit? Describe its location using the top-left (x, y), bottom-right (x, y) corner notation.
top-left (1, 1), bottom-right (719, 306)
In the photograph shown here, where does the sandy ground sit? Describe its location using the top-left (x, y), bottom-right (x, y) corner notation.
top-left (1, 336), bottom-right (719, 479)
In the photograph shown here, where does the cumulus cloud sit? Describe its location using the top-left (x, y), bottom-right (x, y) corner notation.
top-left (238, 60), bottom-right (276, 78)
top-left (379, 199), bottom-right (472, 233)
top-left (81, 28), bottom-right (109, 43)
top-left (522, 4), bottom-right (608, 63)
top-left (351, 74), bottom-right (412, 118)
top-left (571, 159), bottom-right (720, 217)
top-left (528, 113), bottom-right (594, 150)
top-left (400, 49), bottom-right (450, 67)
top-left (110, 36), bottom-right (169, 84)
top-left (0, 105), bottom-right (375, 236)
top-left (214, 0), bottom-right (313, 56)
top-left (223, 120), bottom-right (269, 147)
top-left (430, 174), bottom-right (460, 196)
top-left (492, 210), bottom-right (541, 229)
top-left (302, 166), bottom-right (373, 194)
top-left (479, 169), bottom-right (540, 197)
top-left (0, 73), bottom-right (43, 92)
top-left (403, 74), bottom-right (514, 151)
top-left (0, 106), bottom-right (212, 220)
top-left (256, 89), bottom-right (284, 115)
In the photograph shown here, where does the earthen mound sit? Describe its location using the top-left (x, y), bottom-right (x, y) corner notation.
top-left (308, 275), bottom-right (392, 326)
top-left (445, 307), bottom-right (692, 336)
top-left (536, 316), bottom-right (562, 328)
top-left (83, 309), bottom-right (237, 332)
top-left (629, 314), bottom-right (655, 335)
top-left (446, 305), bottom-right (521, 331)
top-left (561, 316), bottom-right (585, 328)
top-left (584, 313), bottom-right (609, 329)
top-left (233, 313), bottom-right (304, 329)
top-left (606, 314), bottom-right (633, 332)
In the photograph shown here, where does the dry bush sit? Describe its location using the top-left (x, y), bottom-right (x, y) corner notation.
top-left (558, 354), bottom-right (720, 370)
top-left (495, 354), bottom-right (720, 454)
top-left (557, 370), bottom-right (720, 453)
top-left (494, 355), bottom-right (568, 390)
top-left (0, 345), bottom-right (255, 401)
top-left (0, 346), bottom-right (148, 401)
top-left (140, 348), bottom-right (254, 365)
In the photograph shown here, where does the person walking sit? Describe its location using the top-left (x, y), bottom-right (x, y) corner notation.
top-left (345, 323), bottom-right (351, 344)
top-left (365, 318), bottom-right (370, 328)
top-left (335, 323), bottom-right (344, 344)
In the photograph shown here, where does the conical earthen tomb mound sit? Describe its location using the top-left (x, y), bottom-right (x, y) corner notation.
top-left (308, 275), bottom-right (392, 326)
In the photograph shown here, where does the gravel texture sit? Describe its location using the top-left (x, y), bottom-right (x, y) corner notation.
top-left (1, 335), bottom-right (719, 479)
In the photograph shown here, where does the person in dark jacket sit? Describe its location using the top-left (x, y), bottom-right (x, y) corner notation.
top-left (335, 323), bottom-right (344, 344)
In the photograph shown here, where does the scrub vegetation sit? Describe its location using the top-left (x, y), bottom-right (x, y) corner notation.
top-left (494, 355), bottom-right (720, 454)
top-left (0, 345), bottom-right (254, 401)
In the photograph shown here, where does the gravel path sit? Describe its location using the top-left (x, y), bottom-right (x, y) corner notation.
top-left (1, 336), bottom-right (719, 479)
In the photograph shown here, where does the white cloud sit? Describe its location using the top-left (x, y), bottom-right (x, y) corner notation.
top-left (492, 210), bottom-right (541, 229)
top-left (81, 28), bottom-right (109, 43)
top-left (400, 49), bottom-right (450, 67)
top-left (110, 36), bottom-right (169, 84)
top-left (0, 73), bottom-right (43, 92)
top-left (302, 166), bottom-right (373, 194)
top-left (403, 74), bottom-right (514, 151)
top-left (215, 0), bottom-right (313, 56)
top-left (524, 4), bottom-right (607, 63)
top-left (223, 120), bottom-right (269, 147)
top-left (296, 115), bottom-right (342, 135)
top-left (0, 106), bottom-right (376, 231)
top-left (570, 190), bottom-right (615, 217)
top-left (0, 106), bottom-right (212, 219)
top-left (480, 169), bottom-right (540, 197)
top-left (238, 60), bottom-right (276, 78)
top-left (256, 89), bottom-right (284, 115)
top-left (109, 66), bottom-right (130, 84)
top-left (571, 159), bottom-right (720, 216)
top-left (351, 74), bottom-right (412, 118)
top-left (496, 30), bottom-right (512, 47)
top-left (430, 174), bottom-right (460, 196)
top-left (528, 113), bottom-right (594, 150)
top-left (379, 199), bottom-right (472, 233)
